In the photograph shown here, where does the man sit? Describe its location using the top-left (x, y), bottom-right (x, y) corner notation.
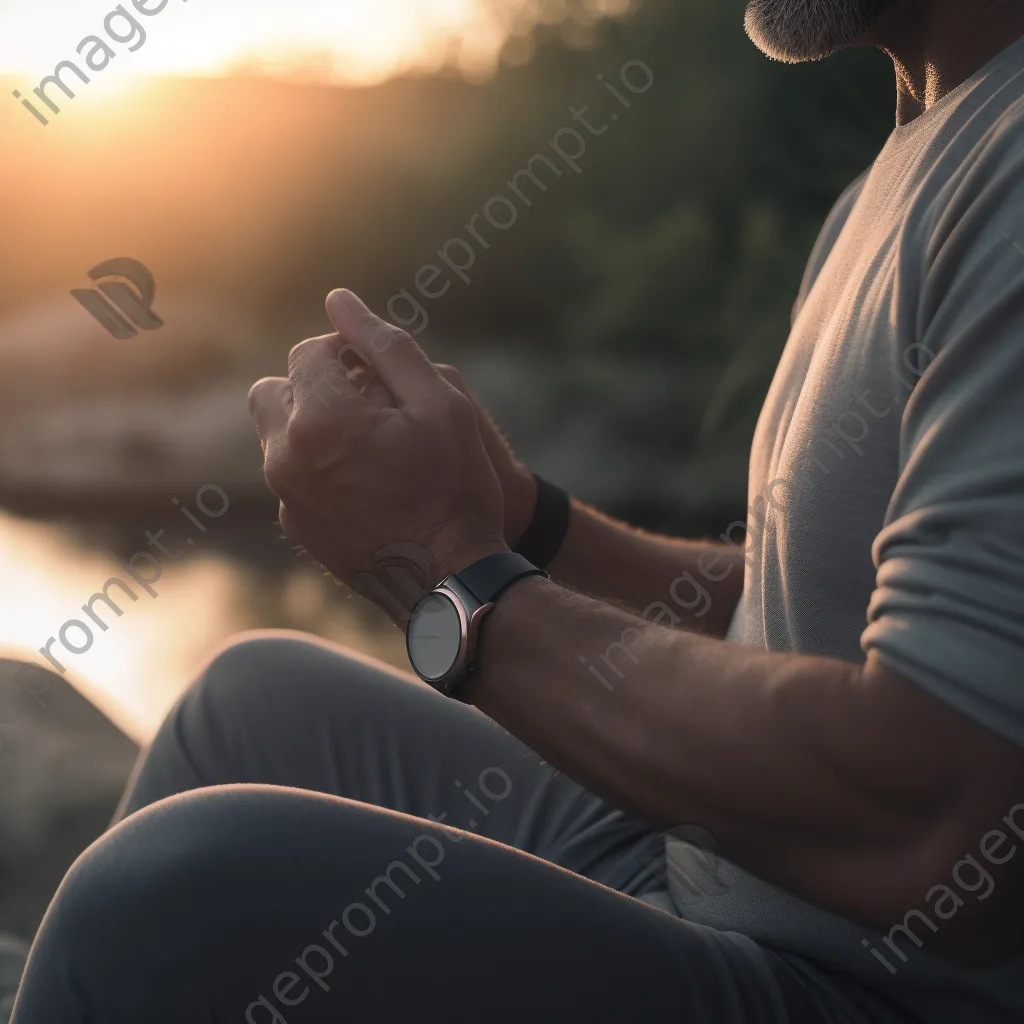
top-left (10, 1), bottom-right (1024, 1021)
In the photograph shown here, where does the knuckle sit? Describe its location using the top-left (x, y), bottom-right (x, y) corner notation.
top-left (247, 378), bottom-right (272, 409)
top-left (288, 337), bottom-right (315, 365)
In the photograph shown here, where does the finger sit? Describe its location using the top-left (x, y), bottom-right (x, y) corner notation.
top-left (435, 363), bottom-right (466, 393)
top-left (288, 332), bottom-right (366, 406)
top-left (248, 377), bottom-right (292, 443)
top-left (436, 361), bottom-right (483, 423)
top-left (436, 363), bottom-right (507, 467)
top-left (325, 289), bottom-right (441, 408)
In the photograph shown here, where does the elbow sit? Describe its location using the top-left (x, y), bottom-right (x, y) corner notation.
top-left (870, 806), bottom-right (1024, 968)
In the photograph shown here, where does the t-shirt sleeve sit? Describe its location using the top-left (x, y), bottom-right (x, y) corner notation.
top-left (861, 117), bottom-right (1024, 746)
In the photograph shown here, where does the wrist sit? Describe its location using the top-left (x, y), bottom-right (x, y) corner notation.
top-left (461, 572), bottom-right (548, 705)
top-left (405, 550), bottom-right (546, 700)
top-left (429, 537), bottom-right (511, 587)
top-left (511, 473), bottom-right (571, 571)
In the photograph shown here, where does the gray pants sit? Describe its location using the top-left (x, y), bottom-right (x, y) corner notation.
top-left (10, 633), bottom-right (913, 1022)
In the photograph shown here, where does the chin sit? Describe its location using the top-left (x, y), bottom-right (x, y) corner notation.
top-left (744, 0), bottom-right (893, 63)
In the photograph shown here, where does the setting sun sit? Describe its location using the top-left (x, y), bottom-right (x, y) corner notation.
top-left (0, 0), bottom-right (552, 90)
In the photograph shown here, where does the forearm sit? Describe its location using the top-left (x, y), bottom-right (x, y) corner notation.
top-left (469, 576), bottom-right (1023, 957)
top-left (545, 499), bottom-right (744, 638)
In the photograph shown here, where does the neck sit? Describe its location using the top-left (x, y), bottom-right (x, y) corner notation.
top-left (862, 0), bottom-right (1024, 125)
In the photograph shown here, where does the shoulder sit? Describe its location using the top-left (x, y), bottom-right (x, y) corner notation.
top-left (908, 92), bottom-right (1024, 349)
top-left (920, 86), bottom-right (1024, 265)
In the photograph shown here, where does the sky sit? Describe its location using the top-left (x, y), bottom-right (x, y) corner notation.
top-left (0, 0), bottom-right (540, 87)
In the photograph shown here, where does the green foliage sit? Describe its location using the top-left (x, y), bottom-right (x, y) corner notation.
top-left (460, 0), bottom-right (895, 456)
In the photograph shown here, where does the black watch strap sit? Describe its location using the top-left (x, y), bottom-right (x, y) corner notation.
top-left (514, 473), bottom-right (571, 570)
top-left (452, 551), bottom-right (546, 605)
top-left (445, 552), bottom-right (547, 703)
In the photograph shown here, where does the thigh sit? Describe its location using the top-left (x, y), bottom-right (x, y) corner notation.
top-left (117, 631), bottom-right (664, 895)
top-left (13, 786), bottom-right (822, 1024)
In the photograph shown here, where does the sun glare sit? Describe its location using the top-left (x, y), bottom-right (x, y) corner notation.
top-left (0, 0), bottom-right (514, 88)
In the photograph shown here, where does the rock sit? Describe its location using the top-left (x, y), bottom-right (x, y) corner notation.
top-left (0, 660), bottom-right (138, 940)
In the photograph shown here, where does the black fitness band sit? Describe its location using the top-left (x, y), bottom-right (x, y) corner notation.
top-left (513, 473), bottom-right (571, 570)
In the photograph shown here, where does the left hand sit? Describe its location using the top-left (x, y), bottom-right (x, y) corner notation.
top-left (433, 363), bottom-right (538, 549)
top-left (248, 289), bottom-right (508, 621)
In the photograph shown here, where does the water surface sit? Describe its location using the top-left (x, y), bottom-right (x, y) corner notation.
top-left (0, 508), bottom-right (405, 743)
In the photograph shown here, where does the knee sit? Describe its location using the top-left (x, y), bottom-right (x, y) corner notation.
top-left (175, 630), bottom-right (396, 734)
top-left (28, 787), bottom-right (356, 1012)
top-left (60, 786), bottom-right (273, 909)
top-left (196, 629), bottom-right (341, 708)
top-left (119, 632), bottom-right (424, 815)
top-left (132, 632), bottom-right (417, 796)
top-left (34, 790), bottom-right (267, 987)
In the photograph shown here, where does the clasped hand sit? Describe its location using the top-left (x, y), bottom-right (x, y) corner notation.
top-left (248, 289), bottom-right (510, 622)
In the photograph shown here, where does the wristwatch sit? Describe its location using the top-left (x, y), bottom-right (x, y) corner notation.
top-left (406, 551), bottom-right (547, 697)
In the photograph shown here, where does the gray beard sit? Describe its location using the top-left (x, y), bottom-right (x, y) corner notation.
top-left (744, 0), bottom-right (893, 63)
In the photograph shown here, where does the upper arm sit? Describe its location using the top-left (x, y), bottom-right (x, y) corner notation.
top-left (856, 121), bottom-right (1024, 962)
top-left (861, 118), bottom-right (1024, 749)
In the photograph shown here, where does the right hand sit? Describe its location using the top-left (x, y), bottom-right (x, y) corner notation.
top-left (434, 364), bottom-right (538, 549)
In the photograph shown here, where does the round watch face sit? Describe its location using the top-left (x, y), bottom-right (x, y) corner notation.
top-left (407, 592), bottom-right (464, 683)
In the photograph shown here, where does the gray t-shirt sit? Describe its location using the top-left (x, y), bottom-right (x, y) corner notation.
top-left (666, 33), bottom-right (1024, 1024)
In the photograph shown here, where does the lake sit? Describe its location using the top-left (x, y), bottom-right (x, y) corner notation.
top-left (0, 507), bottom-right (406, 745)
